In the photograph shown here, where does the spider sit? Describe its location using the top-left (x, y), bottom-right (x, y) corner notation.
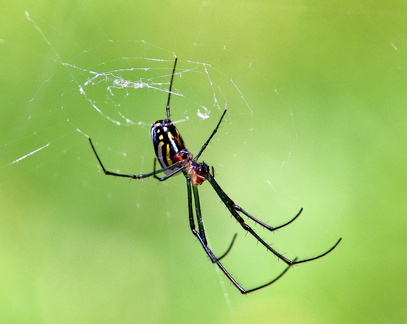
top-left (88, 58), bottom-right (342, 294)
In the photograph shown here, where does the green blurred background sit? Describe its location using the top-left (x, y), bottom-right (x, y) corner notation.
top-left (1, 1), bottom-right (406, 323)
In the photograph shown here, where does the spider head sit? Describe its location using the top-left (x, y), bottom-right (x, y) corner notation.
top-left (186, 160), bottom-right (210, 185)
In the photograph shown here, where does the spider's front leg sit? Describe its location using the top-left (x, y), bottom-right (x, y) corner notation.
top-left (207, 174), bottom-right (342, 266)
top-left (185, 174), bottom-right (234, 260)
top-left (185, 176), bottom-right (293, 294)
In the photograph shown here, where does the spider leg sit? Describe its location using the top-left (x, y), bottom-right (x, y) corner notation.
top-left (195, 107), bottom-right (228, 159)
top-left (185, 176), bottom-right (294, 293)
top-left (216, 233), bottom-right (238, 261)
top-left (186, 175), bottom-right (235, 260)
top-left (216, 253), bottom-right (294, 294)
top-left (190, 179), bottom-right (208, 245)
top-left (243, 257), bottom-right (298, 294)
top-left (235, 205), bottom-right (303, 231)
top-left (153, 158), bottom-right (185, 181)
top-left (208, 175), bottom-right (341, 266)
top-left (165, 58), bottom-right (178, 119)
top-left (89, 137), bottom-right (181, 181)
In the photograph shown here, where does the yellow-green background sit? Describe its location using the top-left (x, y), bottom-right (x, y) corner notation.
top-left (1, 1), bottom-right (406, 323)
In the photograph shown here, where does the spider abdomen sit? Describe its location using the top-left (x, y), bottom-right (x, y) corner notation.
top-left (151, 119), bottom-right (191, 175)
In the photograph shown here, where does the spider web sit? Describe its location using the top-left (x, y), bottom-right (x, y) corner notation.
top-left (1, 8), bottom-right (302, 317)
top-left (2, 2), bottom-right (406, 323)
top-left (4, 11), bottom-right (301, 164)
top-left (2, 9), bottom-right (302, 294)
top-left (2, 11), bottom-right (301, 209)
